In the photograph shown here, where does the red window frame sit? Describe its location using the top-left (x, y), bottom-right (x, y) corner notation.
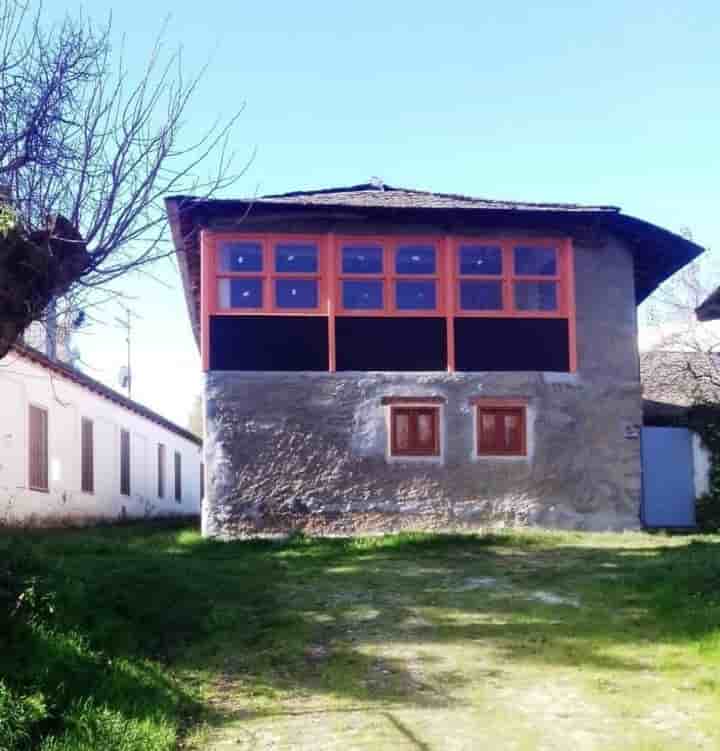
top-left (201, 232), bottom-right (576, 374)
top-left (336, 237), bottom-right (444, 317)
top-left (389, 404), bottom-right (441, 458)
top-left (474, 399), bottom-right (527, 457)
top-left (211, 234), bottom-right (329, 316)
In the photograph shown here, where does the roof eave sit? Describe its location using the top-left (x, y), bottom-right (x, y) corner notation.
top-left (166, 196), bottom-right (202, 350)
top-left (11, 344), bottom-right (202, 446)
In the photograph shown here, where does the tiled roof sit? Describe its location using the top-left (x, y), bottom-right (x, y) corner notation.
top-left (257, 183), bottom-right (620, 213)
top-left (8, 345), bottom-right (202, 446)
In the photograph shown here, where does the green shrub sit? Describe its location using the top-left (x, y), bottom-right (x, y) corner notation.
top-left (0, 682), bottom-right (47, 751)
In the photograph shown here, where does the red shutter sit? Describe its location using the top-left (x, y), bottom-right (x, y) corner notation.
top-left (174, 451), bottom-right (182, 501)
top-left (120, 429), bottom-right (131, 496)
top-left (28, 406), bottom-right (49, 491)
top-left (158, 444), bottom-right (166, 498)
top-left (81, 418), bottom-right (94, 493)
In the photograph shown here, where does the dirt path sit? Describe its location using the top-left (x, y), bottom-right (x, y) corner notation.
top-left (193, 538), bottom-right (720, 751)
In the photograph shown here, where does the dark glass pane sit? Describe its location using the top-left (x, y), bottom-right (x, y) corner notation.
top-left (396, 245), bottom-right (436, 274)
top-left (514, 281), bottom-right (558, 311)
top-left (459, 245), bottom-right (502, 275)
top-left (342, 280), bottom-right (383, 310)
top-left (275, 279), bottom-right (318, 308)
top-left (396, 280), bottom-right (436, 310)
top-left (218, 241), bottom-right (263, 272)
top-left (514, 246), bottom-right (557, 276)
top-left (459, 280), bottom-right (503, 310)
top-left (275, 243), bottom-right (318, 273)
top-left (342, 246), bottom-right (383, 274)
top-left (218, 278), bottom-right (263, 309)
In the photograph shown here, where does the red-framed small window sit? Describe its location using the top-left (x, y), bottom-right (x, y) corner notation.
top-left (386, 402), bottom-right (441, 457)
top-left (475, 401), bottom-right (527, 457)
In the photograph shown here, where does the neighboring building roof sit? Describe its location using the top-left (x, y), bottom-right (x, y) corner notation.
top-left (696, 286), bottom-right (720, 322)
top-left (640, 350), bottom-right (720, 407)
top-left (166, 183), bottom-right (705, 348)
top-left (6, 345), bottom-right (202, 446)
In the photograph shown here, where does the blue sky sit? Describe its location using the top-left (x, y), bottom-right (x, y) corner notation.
top-left (68, 0), bottom-right (720, 425)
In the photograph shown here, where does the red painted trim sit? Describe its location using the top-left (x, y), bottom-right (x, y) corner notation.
top-left (565, 238), bottom-right (578, 373)
top-left (327, 233), bottom-right (337, 372)
top-left (381, 395), bottom-right (446, 404)
top-left (469, 397), bottom-right (529, 407)
top-left (444, 235), bottom-right (455, 372)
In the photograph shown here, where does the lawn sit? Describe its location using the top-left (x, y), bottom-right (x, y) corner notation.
top-left (1, 524), bottom-right (720, 750)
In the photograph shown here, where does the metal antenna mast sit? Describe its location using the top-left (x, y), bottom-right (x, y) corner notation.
top-left (114, 305), bottom-right (141, 399)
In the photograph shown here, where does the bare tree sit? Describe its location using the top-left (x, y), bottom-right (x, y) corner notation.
top-left (0, 1), bottom-right (245, 357)
top-left (640, 243), bottom-right (720, 404)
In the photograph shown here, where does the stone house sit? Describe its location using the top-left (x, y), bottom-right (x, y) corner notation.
top-left (165, 183), bottom-right (702, 536)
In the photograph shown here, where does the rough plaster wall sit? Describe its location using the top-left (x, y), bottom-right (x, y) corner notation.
top-left (204, 233), bottom-right (643, 537)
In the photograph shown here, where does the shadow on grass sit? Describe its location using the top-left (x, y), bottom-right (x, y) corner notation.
top-left (2, 523), bottom-right (720, 748)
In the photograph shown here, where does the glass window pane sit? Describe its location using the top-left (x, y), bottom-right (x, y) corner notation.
top-left (395, 413), bottom-right (410, 451)
top-left (459, 280), bottom-right (503, 310)
top-left (342, 280), bottom-right (383, 310)
top-left (275, 279), bottom-right (318, 308)
top-left (514, 246), bottom-right (557, 276)
top-left (342, 246), bottom-right (383, 274)
top-left (275, 243), bottom-right (318, 273)
top-left (218, 241), bottom-right (263, 272)
top-left (396, 245), bottom-right (436, 274)
top-left (459, 245), bottom-right (502, 275)
top-left (218, 278), bottom-right (263, 309)
top-left (514, 281), bottom-right (558, 311)
top-left (395, 280), bottom-right (436, 310)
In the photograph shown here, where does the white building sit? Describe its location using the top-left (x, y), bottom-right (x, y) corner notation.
top-left (0, 345), bottom-right (202, 526)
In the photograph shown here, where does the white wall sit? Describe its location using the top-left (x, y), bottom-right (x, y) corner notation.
top-left (693, 433), bottom-right (711, 498)
top-left (0, 352), bottom-right (202, 525)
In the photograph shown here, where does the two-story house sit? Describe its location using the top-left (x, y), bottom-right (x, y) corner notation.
top-left (166, 183), bottom-right (702, 537)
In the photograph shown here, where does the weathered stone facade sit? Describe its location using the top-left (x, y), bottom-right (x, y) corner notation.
top-left (203, 233), bottom-right (643, 537)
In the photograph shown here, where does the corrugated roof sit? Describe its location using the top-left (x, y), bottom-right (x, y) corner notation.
top-left (7, 345), bottom-right (202, 446)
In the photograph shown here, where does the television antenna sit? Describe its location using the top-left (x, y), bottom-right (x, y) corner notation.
top-left (114, 305), bottom-right (142, 399)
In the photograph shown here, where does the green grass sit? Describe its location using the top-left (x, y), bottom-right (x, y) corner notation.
top-left (1, 523), bottom-right (720, 750)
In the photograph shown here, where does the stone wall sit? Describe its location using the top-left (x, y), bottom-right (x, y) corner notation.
top-left (203, 233), bottom-right (643, 537)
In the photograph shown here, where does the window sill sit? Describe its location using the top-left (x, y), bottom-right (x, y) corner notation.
top-left (387, 454), bottom-right (444, 465)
